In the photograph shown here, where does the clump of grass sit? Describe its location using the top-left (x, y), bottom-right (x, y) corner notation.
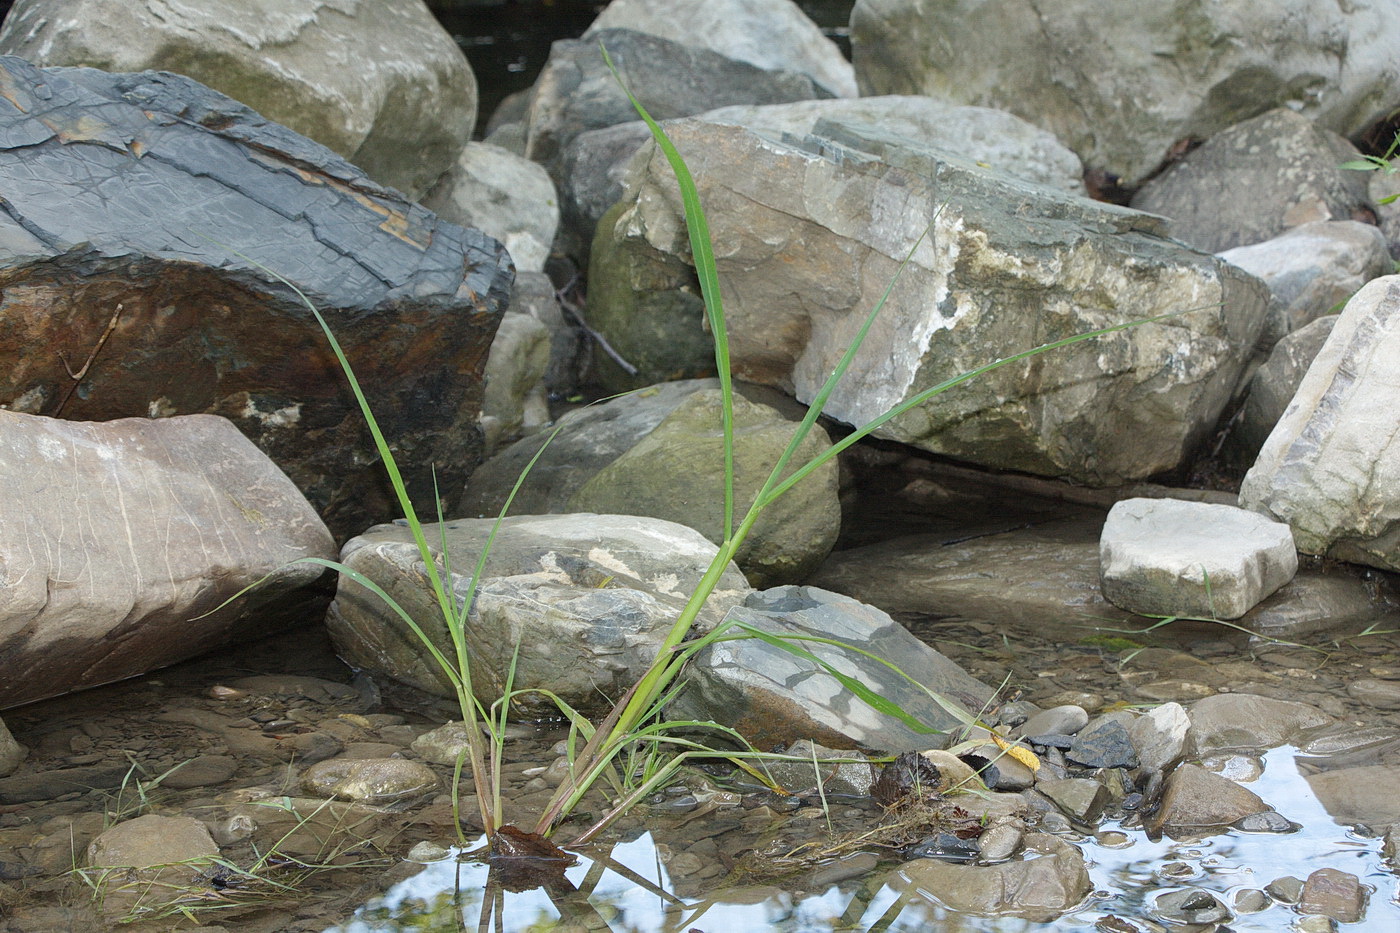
top-left (217, 45), bottom-right (1192, 859)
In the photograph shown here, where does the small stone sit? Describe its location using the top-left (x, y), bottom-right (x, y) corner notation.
top-left (407, 841), bottom-right (451, 862)
top-left (1127, 702), bottom-right (1190, 772)
top-left (1069, 720), bottom-right (1138, 769)
top-left (1233, 810), bottom-right (1298, 833)
top-left (1016, 705), bottom-right (1090, 739)
top-left (1233, 888), bottom-right (1271, 912)
top-left (1146, 763), bottom-right (1269, 836)
top-left (978, 823), bottom-right (1022, 861)
top-left (1153, 887), bottom-right (1231, 924)
top-left (1037, 778), bottom-right (1110, 824)
top-left (1294, 915), bottom-right (1339, 933)
top-left (160, 755), bottom-right (237, 790)
top-left (1299, 867), bottom-right (1366, 923)
top-left (809, 852), bottom-right (880, 888)
top-left (906, 832), bottom-right (981, 863)
top-left (1266, 875), bottom-right (1305, 903)
top-left (1345, 678), bottom-right (1400, 710)
top-left (299, 758), bottom-right (438, 806)
top-left (1095, 830), bottom-right (1132, 849)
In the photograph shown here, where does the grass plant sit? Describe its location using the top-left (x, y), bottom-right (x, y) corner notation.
top-left (219, 47), bottom-right (1200, 860)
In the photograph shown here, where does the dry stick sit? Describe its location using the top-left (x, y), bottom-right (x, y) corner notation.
top-left (56, 302), bottom-right (123, 415)
top-left (555, 276), bottom-right (639, 376)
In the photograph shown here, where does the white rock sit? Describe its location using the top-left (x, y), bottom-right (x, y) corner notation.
top-left (1240, 276), bottom-right (1400, 573)
top-left (422, 142), bottom-right (559, 273)
top-left (1099, 499), bottom-right (1297, 620)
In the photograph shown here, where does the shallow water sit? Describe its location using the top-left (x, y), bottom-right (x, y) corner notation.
top-left (323, 741), bottom-right (1400, 932)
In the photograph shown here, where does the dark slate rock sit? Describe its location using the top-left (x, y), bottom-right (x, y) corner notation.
top-left (1028, 733), bottom-right (1077, 750)
top-left (0, 57), bottom-right (513, 538)
top-left (1069, 720), bottom-right (1140, 769)
top-left (906, 832), bottom-right (981, 864)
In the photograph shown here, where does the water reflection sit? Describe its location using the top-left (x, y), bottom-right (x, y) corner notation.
top-left (328, 743), bottom-right (1400, 932)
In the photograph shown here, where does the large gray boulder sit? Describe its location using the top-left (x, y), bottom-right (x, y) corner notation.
top-left (1218, 220), bottom-right (1390, 349)
top-left (1224, 315), bottom-right (1338, 467)
top-left (461, 380), bottom-right (840, 586)
top-left (1240, 276), bottom-right (1400, 572)
top-left (585, 0), bottom-right (856, 99)
top-left (0, 0), bottom-right (476, 199)
top-left (670, 586), bottom-right (995, 753)
top-left (0, 413), bottom-right (334, 710)
top-left (591, 119), bottom-right (1267, 484)
top-left (850, 0), bottom-right (1400, 188)
top-left (326, 514), bottom-right (751, 709)
top-left (1131, 110), bottom-right (1375, 253)
top-left (0, 58), bottom-right (512, 539)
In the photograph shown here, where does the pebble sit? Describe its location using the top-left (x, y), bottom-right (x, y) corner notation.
top-left (1233, 887), bottom-right (1271, 912)
top-left (1266, 874), bottom-right (1305, 903)
top-left (1345, 678), bottom-right (1400, 710)
top-left (1232, 810), bottom-right (1298, 833)
top-left (1153, 887), bottom-right (1231, 924)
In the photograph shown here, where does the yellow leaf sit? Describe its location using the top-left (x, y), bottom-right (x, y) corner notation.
top-left (991, 733), bottom-right (1040, 772)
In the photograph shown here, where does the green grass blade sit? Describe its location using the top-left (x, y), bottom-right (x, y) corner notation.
top-left (603, 42), bottom-right (734, 541)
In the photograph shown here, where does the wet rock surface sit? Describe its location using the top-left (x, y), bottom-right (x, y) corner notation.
top-left (0, 56), bottom-right (512, 540)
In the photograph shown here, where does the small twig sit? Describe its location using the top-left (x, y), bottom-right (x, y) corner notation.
top-left (56, 302), bottom-right (123, 415)
top-left (555, 278), bottom-right (639, 376)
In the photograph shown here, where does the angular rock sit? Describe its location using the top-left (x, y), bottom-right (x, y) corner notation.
top-left (891, 833), bottom-right (1091, 922)
top-left (1146, 763), bottom-right (1270, 837)
top-left (1219, 221), bottom-right (1391, 349)
top-left (558, 121), bottom-right (656, 262)
top-left (759, 740), bottom-right (878, 797)
top-left (1299, 868), bottom-right (1367, 923)
top-left (0, 413), bottom-right (333, 709)
top-left (326, 514), bottom-right (751, 709)
top-left (1016, 705), bottom-right (1090, 740)
top-left (509, 270), bottom-right (583, 399)
top-left (1127, 702), bottom-right (1190, 772)
top-left (1038, 778), bottom-right (1110, 824)
top-left (851, 0), bottom-right (1400, 188)
top-left (1153, 888), bottom-right (1231, 925)
top-left (585, 0), bottom-right (856, 99)
top-left (1099, 498), bottom-right (1298, 620)
top-left (1224, 315), bottom-right (1338, 468)
top-left (1132, 110), bottom-right (1374, 253)
top-left (669, 586), bottom-right (994, 753)
top-left (1068, 719), bottom-right (1138, 770)
top-left (462, 380), bottom-right (841, 587)
top-left (1240, 276), bottom-right (1400, 572)
top-left (1188, 694), bottom-right (1334, 754)
top-left (592, 119), bottom-right (1266, 483)
top-left (0, 57), bottom-right (513, 540)
top-left (299, 758), bottom-right (438, 806)
top-left (422, 142), bottom-right (560, 274)
top-left (524, 28), bottom-right (832, 171)
top-left (0, 0), bottom-right (476, 199)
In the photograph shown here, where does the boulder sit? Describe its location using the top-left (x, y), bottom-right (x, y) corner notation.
top-left (850, 0), bottom-right (1400, 188)
top-left (422, 142), bottom-right (560, 274)
top-left (0, 0), bottom-right (476, 199)
top-left (890, 833), bottom-right (1091, 922)
top-left (699, 97), bottom-right (1086, 194)
top-left (1218, 221), bottom-right (1391, 349)
top-left (1240, 276), bottom-right (1400, 572)
top-left (1224, 315), bottom-right (1337, 468)
top-left (1131, 110), bottom-right (1375, 253)
top-left (590, 119), bottom-right (1267, 484)
top-left (462, 380), bottom-right (841, 587)
top-left (524, 28), bottom-right (833, 172)
top-left (0, 58), bottom-right (512, 539)
top-left (558, 95), bottom-right (1087, 265)
top-left (1099, 498), bottom-right (1298, 620)
top-left (0, 413), bottom-right (333, 710)
top-left (584, 0), bottom-right (856, 99)
top-left (325, 514), bottom-right (751, 709)
top-left (669, 586), bottom-right (995, 753)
